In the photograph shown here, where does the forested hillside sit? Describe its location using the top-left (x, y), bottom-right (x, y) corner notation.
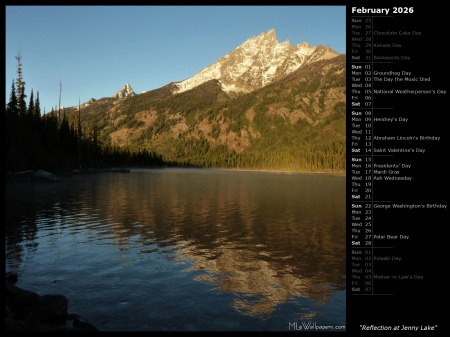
top-left (65, 54), bottom-right (346, 172)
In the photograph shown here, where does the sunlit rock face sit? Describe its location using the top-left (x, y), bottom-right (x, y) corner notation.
top-left (113, 83), bottom-right (136, 99)
top-left (174, 28), bottom-right (340, 95)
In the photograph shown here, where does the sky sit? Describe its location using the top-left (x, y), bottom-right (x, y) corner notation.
top-left (5, 6), bottom-right (346, 114)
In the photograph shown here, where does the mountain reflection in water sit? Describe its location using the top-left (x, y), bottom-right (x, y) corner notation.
top-left (6, 168), bottom-right (345, 331)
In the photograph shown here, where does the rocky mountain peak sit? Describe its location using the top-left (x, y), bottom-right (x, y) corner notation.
top-left (174, 28), bottom-right (339, 95)
top-left (248, 28), bottom-right (277, 44)
top-left (113, 83), bottom-right (136, 99)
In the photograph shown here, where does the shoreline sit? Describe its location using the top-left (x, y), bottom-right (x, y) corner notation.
top-left (6, 167), bottom-right (346, 182)
top-left (211, 167), bottom-right (346, 176)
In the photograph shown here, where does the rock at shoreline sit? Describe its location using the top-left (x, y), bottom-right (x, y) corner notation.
top-left (6, 170), bottom-right (62, 182)
top-left (6, 167), bottom-right (131, 182)
top-left (5, 272), bottom-right (99, 331)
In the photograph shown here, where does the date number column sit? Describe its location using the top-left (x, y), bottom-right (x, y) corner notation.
top-left (349, 15), bottom-right (374, 295)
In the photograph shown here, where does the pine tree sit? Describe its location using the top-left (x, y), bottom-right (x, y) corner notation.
top-left (27, 89), bottom-right (34, 121)
top-left (6, 80), bottom-right (18, 117)
top-left (15, 51), bottom-right (27, 116)
top-left (34, 91), bottom-right (41, 125)
top-left (18, 86), bottom-right (27, 115)
top-left (6, 80), bottom-right (18, 150)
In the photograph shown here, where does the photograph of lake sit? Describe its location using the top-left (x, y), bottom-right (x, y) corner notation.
top-left (5, 168), bottom-right (346, 331)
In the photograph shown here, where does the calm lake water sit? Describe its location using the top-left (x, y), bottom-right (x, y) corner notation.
top-left (5, 168), bottom-right (346, 331)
